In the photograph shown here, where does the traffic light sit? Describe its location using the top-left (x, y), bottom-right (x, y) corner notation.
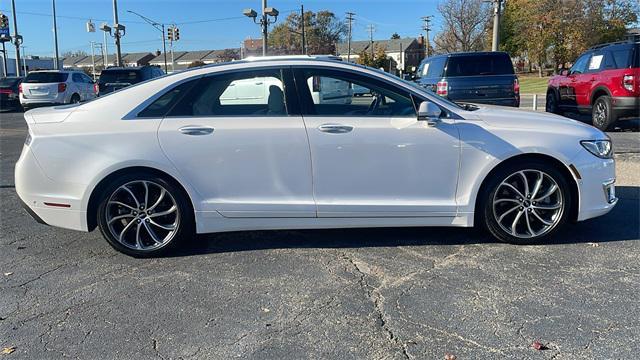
top-left (0, 14), bottom-right (9, 28)
top-left (167, 27), bottom-right (173, 41)
top-left (174, 27), bottom-right (180, 41)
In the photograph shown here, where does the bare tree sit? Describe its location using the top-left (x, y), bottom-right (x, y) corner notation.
top-left (434, 0), bottom-right (491, 53)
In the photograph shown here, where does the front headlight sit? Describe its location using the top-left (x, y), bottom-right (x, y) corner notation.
top-left (580, 140), bottom-right (612, 159)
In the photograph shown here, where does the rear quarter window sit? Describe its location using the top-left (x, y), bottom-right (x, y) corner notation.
top-left (445, 54), bottom-right (514, 77)
top-left (24, 72), bottom-right (69, 83)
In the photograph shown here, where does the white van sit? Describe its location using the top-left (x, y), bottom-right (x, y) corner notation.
top-left (307, 76), bottom-right (353, 105)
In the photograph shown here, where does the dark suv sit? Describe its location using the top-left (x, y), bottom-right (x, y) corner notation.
top-left (415, 51), bottom-right (520, 107)
top-left (97, 66), bottom-right (164, 95)
top-left (546, 41), bottom-right (639, 130)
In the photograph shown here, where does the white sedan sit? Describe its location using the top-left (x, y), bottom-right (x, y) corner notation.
top-left (15, 56), bottom-right (617, 257)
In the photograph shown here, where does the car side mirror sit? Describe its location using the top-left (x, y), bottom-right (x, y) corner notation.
top-left (561, 69), bottom-right (569, 76)
top-left (417, 101), bottom-right (442, 126)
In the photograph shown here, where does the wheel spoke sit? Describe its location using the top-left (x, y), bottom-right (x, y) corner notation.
top-left (524, 211), bottom-right (535, 236)
top-left (149, 219), bottom-right (176, 231)
top-left (148, 205), bottom-right (177, 218)
top-left (148, 188), bottom-right (166, 211)
top-left (518, 171), bottom-right (530, 197)
top-left (532, 203), bottom-right (562, 210)
top-left (108, 214), bottom-right (134, 225)
top-left (143, 181), bottom-right (149, 209)
top-left (118, 219), bottom-right (136, 243)
top-left (530, 171), bottom-right (544, 199)
top-left (501, 183), bottom-right (525, 199)
top-left (121, 185), bottom-right (141, 208)
top-left (511, 210), bottom-right (523, 235)
top-left (135, 222), bottom-right (143, 249)
top-left (498, 205), bottom-right (521, 223)
top-left (493, 198), bottom-right (520, 206)
top-left (531, 209), bottom-right (553, 226)
top-left (108, 201), bottom-right (136, 211)
top-left (143, 222), bottom-right (163, 245)
top-left (534, 184), bottom-right (557, 201)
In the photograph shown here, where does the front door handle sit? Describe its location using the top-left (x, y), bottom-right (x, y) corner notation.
top-left (179, 126), bottom-right (214, 136)
top-left (318, 124), bottom-right (354, 134)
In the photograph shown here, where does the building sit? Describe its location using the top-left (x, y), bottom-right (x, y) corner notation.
top-left (62, 52), bottom-right (155, 72)
top-left (1, 56), bottom-right (63, 77)
top-left (149, 51), bottom-right (188, 72)
top-left (336, 37), bottom-right (425, 74)
top-left (626, 28), bottom-right (640, 42)
top-left (242, 37), bottom-right (263, 58)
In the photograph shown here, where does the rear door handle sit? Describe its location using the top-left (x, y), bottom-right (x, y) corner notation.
top-left (179, 126), bottom-right (214, 136)
top-left (318, 124), bottom-right (353, 134)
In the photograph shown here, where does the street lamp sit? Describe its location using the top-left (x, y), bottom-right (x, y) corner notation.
top-left (127, 10), bottom-right (168, 72)
top-left (243, 0), bottom-right (279, 56)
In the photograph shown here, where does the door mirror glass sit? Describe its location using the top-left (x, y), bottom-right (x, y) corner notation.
top-left (417, 101), bottom-right (442, 121)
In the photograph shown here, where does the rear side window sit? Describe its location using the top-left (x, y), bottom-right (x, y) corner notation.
top-left (427, 57), bottom-right (447, 77)
top-left (99, 70), bottom-right (142, 85)
top-left (24, 72), bottom-right (68, 83)
top-left (138, 80), bottom-right (198, 118)
top-left (610, 48), bottom-right (633, 69)
top-left (169, 69), bottom-right (287, 117)
top-left (445, 54), bottom-right (514, 76)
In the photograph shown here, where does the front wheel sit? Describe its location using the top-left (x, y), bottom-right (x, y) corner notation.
top-left (97, 173), bottom-right (193, 257)
top-left (480, 162), bottom-right (571, 244)
top-left (545, 91), bottom-right (561, 115)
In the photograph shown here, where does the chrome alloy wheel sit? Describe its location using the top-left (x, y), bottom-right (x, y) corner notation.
top-left (105, 180), bottom-right (180, 251)
top-left (593, 101), bottom-right (607, 127)
top-left (492, 170), bottom-right (564, 239)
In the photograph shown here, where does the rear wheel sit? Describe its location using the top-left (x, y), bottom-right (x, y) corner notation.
top-left (592, 96), bottom-right (614, 131)
top-left (97, 173), bottom-right (193, 257)
top-left (480, 161), bottom-right (571, 244)
top-left (70, 94), bottom-right (81, 104)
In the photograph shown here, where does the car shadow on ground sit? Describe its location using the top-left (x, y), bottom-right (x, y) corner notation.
top-left (563, 112), bottom-right (639, 132)
top-left (168, 186), bottom-right (639, 257)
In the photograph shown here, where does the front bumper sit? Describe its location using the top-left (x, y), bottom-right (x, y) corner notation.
top-left (571, 149), bottom-right (617, 221)
top-left (15, 146), bottom-right (88, 231)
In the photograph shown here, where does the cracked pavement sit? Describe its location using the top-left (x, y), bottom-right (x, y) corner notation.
top-left (1, 111), bottom-right (639, 359)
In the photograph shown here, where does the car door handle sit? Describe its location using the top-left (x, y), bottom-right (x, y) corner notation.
top-left (318, 124), bottom-right (353, 134)
top-left (179, 126), bottom-right (214, 136)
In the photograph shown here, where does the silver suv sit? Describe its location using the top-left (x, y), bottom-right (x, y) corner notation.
top-left (20, 70), bottom-right (97, 110)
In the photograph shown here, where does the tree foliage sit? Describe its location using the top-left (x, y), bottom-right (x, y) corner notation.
top-left (390, 32), bottom-right (401, 39)
top-left (356, 45), bottom-right (390, 70)
top-left (433, 0), bottom-right (491, 53)
top-left (501, 0), bottom-right (639, 76)
top-left (269, 10), bottom-right (347, 55)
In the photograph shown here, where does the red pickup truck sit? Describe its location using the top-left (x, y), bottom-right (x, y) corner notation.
top-left (546, 41), bottom-right (639, 130)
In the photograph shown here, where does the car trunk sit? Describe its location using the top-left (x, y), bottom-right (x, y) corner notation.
top-left (447, 75), bottom-right (516, 102)
top-left (21, 72), bottom-right (68, 100)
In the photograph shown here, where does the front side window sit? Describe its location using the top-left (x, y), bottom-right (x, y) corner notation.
top-left (296, 68), bottom-right (415, 117)
top-left (570, 54), bottom-right (590, 75)
top-left (169, 69), bottom-right (288, 117)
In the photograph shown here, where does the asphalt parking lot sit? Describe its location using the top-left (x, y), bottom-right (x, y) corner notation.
top-left (1, 110), bottom-right (639, 359)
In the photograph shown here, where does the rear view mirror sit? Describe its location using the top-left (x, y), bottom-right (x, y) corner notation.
top-left (417, 101), bottom-right (442, 126)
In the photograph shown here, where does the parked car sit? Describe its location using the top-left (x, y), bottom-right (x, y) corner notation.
top-left (546, 40), bottom-right (639, 130)
top-left (19, 70), bottom-right (97, 111)
top-left (0, 77), bottom-right (23, 111)
top-left (352, 83), bottom-right (371, 96)
top-left (415, 51), bottom-right (520, 107)
top-left (16, 56), bottom-right (616, 257)
top-left (97, 66), bottom-right (164, 95)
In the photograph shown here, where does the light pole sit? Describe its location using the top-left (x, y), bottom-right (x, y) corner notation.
top-left (11, 0), bottom-right (22, 76)
top-left (99, 23), bottom-right (110, 67)
top-left (243, 1), bottom-right (279, 56)
top-left (21, 45), bottom-right (26, 74)
top-left (52, 0), bottom-right (60, 69)
top-left (112, 0), bottom-right (125, 66)
top-left (488, 0), bottom-right (502, 51)
top-left (127, 10), bottom-right (168, 72)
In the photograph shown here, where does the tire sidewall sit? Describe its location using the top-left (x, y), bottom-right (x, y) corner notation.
top-left (545, 91), bottom-right (558, 114)
top-left (480, 161), bottom-right (572, 245)
top-left (97, 172), bottom-right (193, 257)
top-left (592, 96), bottom-right (614, 131)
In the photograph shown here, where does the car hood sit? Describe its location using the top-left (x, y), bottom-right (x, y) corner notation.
top-left (466, 104), bottom-right (606, 139)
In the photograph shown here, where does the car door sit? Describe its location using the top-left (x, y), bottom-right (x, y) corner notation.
top-left (559, 53), bottom-right (590, 108)
top-left (156, 67), bottom-right (315, 220)
top-left (293, 67), bottom-right (460, 217)
top-left (71, 73), bottom-right (86, 100)
top-left (81, 73), bottom-right (96, 99)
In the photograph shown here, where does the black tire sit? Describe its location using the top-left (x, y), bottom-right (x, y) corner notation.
top-left (97, 172), bottom-right (194, 257)
top-left (478, 160), bottom-right (572, 245)
top-left (70, 94), bottom-right (81, 104)
top-left (545, 91), bottom-right (562, 115)
top-left (591, 95), bottom-right (615, 131)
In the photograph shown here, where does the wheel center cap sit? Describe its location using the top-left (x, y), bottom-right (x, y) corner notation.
top-left (523, 200), bottom-right (532, 208)
top-left (139, 213), bottom-right (147, 218)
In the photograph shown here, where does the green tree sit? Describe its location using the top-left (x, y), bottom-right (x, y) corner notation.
top-left (356, 45), bottom-right (389, 69)
top-left (390, 32), bottom-right (401, 39)
top-left (269, 10), bottom-right (347, 55)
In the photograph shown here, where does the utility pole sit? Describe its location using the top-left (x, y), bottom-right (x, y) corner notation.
top-left (491, 0), bottom-right (502, 51)
top-left (346, 12), bottom-right (355, 62)
top-left (112, 0), bottom-right (123, 66)
top-left (21, 45), bottom-right (26, 74)
top-left (52, 0), bottom-right (60, 69)
top-left (90, 41), bottom-right (96, 80)
top-left (261, 0), bottom-right (268, 56)
top-left (11, 0), bottom-right (21, 76)
top-left (0, 12), bottom-right (10, 77)
top-left (366, 24), bottom-right (375, 59)
top-left (242, 2), bottom-right (278, 57)
top-left (300, 4), bottom-right (306, 55)
top-left (421, 15), bottom-right (433, 57)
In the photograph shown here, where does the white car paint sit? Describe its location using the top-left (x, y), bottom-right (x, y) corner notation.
top-left (19, 70), bottom-right (96, 108)
top-left (15, 57), bottom-right (615, 237)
